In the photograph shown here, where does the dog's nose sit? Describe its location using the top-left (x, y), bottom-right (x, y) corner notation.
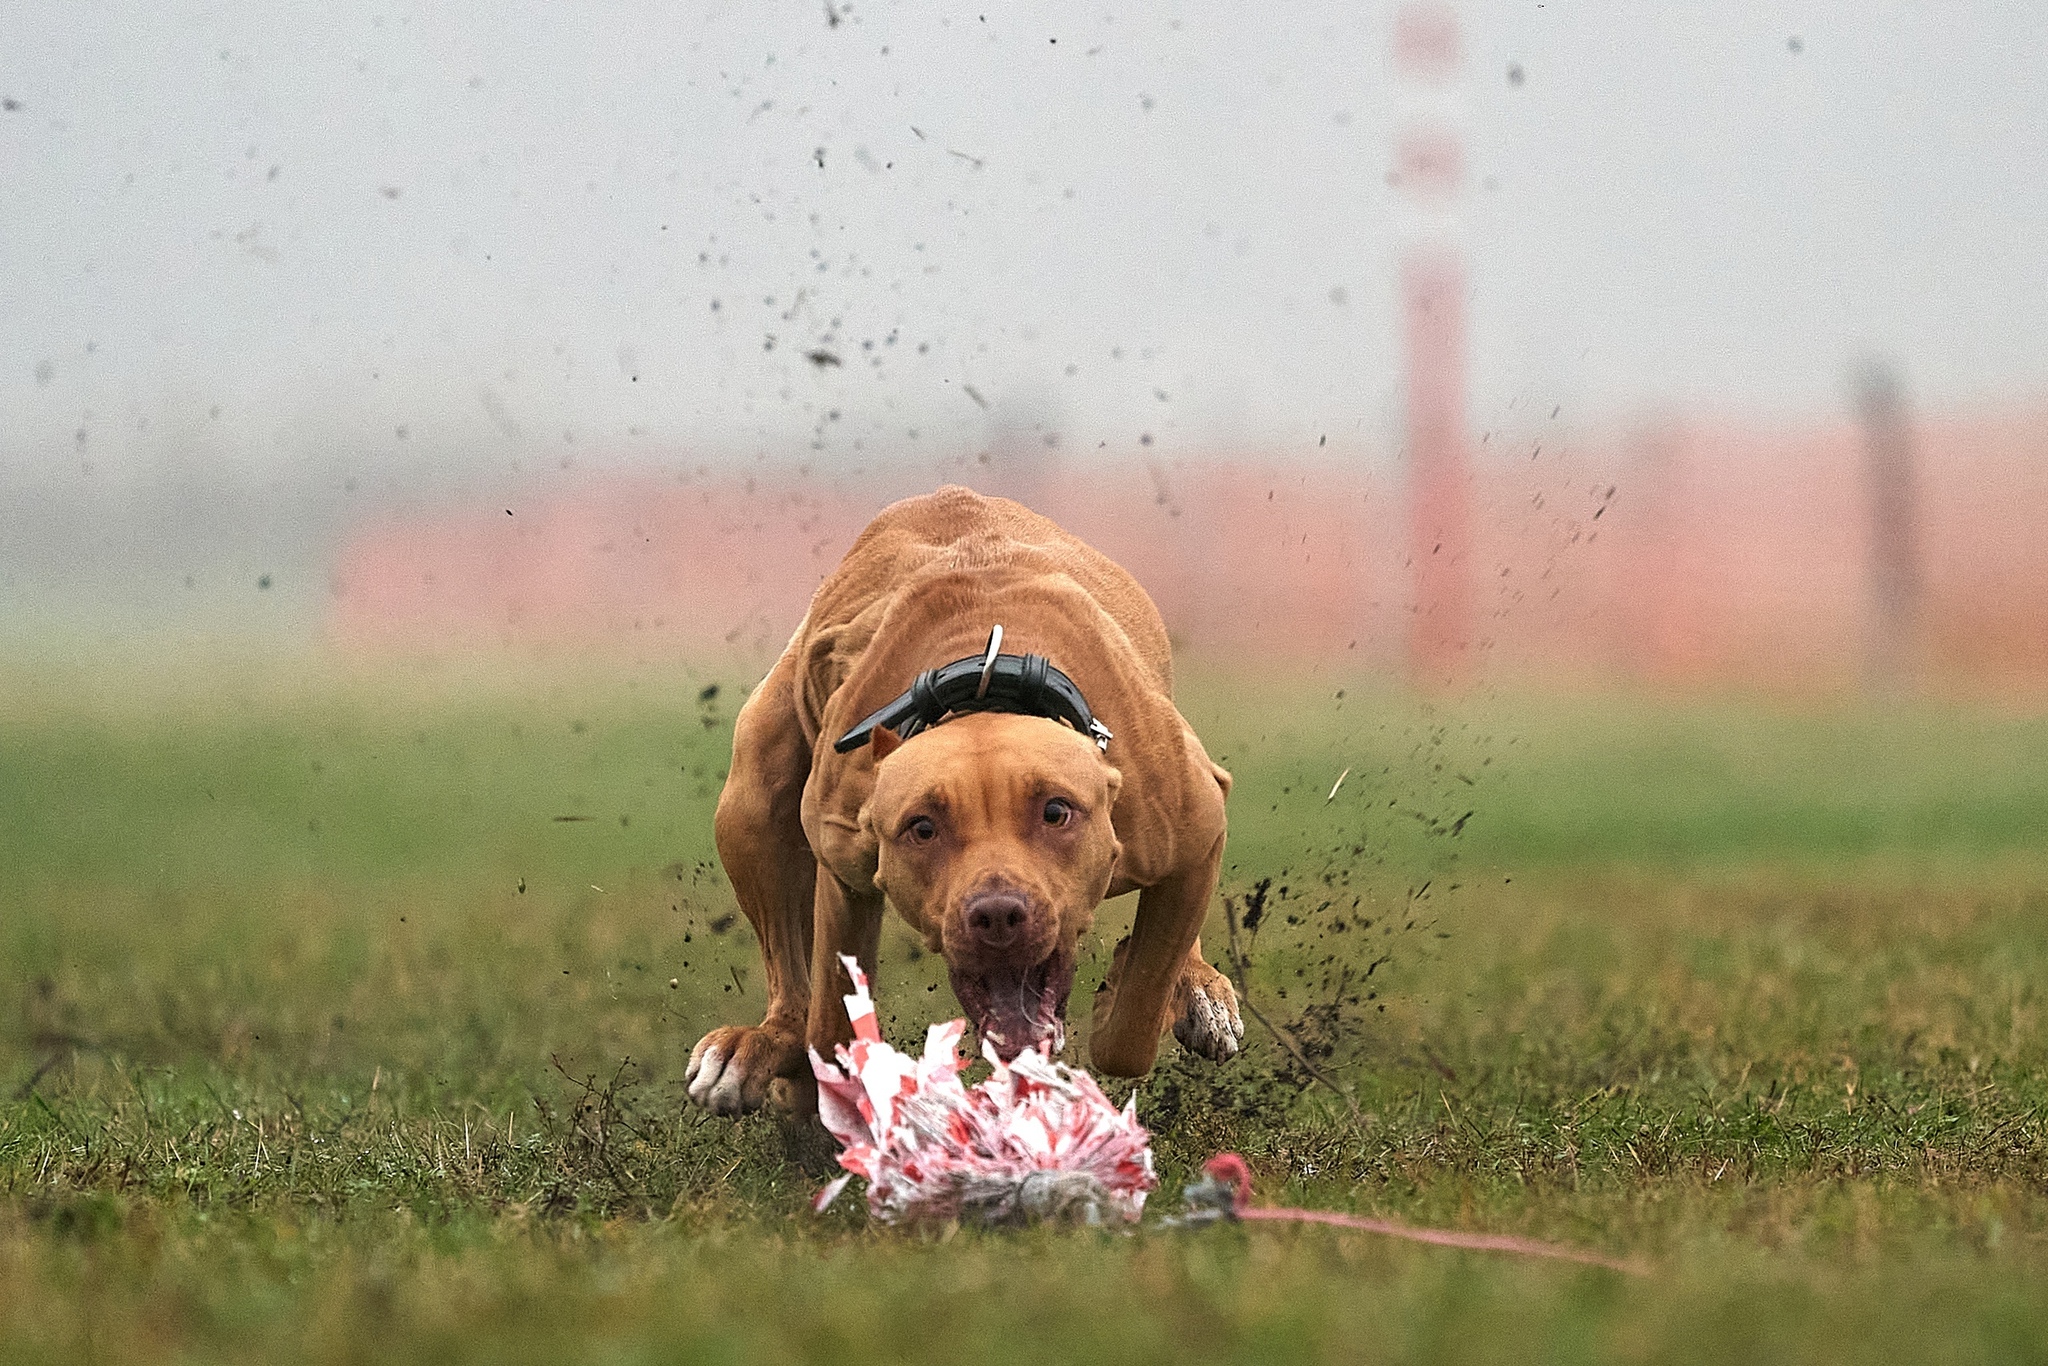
top-left (962, 890), bottom-right (1031, 952)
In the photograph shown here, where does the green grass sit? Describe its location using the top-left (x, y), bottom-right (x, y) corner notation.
top-left (4, 653), bottom-right (2048, 1363)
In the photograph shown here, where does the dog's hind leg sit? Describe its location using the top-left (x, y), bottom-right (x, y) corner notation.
top-left (1168, 937), bottom-right (1243, 1062)
top-left (688, 657), bottom-right (819, 1116)
top-left (1091, 932), bottom-right (1244, 1068)
top-left (1089, 824), bottom-right (1229, 1077)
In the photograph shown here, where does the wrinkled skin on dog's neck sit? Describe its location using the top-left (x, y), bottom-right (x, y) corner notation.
top-left (859, 712), bottom-right (1122, 1059)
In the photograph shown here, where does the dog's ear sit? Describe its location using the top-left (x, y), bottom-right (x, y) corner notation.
top-left (1100, 765), bottom-right (1125, 887)
top-left (855, 802), bottom-right (884, 888)
top-left (870, 726), bottom-right (903, 762)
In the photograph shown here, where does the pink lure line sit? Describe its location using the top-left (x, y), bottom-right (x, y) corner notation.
top-left (1206, 1155), bottom-right (1645, 1276)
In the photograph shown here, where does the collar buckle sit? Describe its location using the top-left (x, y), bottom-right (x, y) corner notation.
top-left (833, 623), bottom-right (1113, 756)
top-left (975, 624), bottom-right (1004, 700)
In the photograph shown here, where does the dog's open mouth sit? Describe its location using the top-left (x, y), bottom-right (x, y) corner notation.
top-left (948, 949), bottom-right (1076, 1061)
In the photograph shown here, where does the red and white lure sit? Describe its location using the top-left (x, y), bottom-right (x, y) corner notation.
top-left (809, 954), bottom-right (1157, 1227)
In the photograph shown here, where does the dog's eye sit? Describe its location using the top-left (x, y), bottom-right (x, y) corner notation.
top-left (905, 816), bottom-right (937, 843)
top-left (1042, 798), bottom-right (1073, 827)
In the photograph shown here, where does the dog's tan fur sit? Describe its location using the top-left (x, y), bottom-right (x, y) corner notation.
top-left (686, 487), bottom-right (1238, 1116)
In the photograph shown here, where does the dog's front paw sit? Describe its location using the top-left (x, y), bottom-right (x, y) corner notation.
top-left (1172, 962), bottom-right (1244, 1063)
top-left (686, 1022), bottom-right (805, 1115)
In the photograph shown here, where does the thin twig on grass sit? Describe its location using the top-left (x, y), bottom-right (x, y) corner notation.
top-left (1221, 894), bottom-right (1366, 1129)
top-left (10, 1054), bottom-right (61, 1102)
top-left (547, 1053), bottom-right (651, 1214)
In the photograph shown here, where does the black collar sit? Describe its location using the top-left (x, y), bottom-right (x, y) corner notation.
top-left (833, 625), bottom-right (1113, 755)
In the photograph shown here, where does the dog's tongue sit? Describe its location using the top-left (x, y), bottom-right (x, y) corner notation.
top-left (951, 953), bottom-right (1073, 1060)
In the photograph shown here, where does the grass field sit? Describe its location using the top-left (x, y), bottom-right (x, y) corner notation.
top-left (4, 650), bottom-right (2048, 1364)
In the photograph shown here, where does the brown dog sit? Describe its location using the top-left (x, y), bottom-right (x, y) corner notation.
top-left (685, 486), bottom-right (1241, 1115)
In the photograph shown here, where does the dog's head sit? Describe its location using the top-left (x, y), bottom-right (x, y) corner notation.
top-left (859, 711), bottom-right (1122, 1060)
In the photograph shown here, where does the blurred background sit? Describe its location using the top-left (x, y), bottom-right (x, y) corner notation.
top-left (10, 14), bottom-right (2048, 1357)
top-left (4, 0), bottom-right (2046, 692)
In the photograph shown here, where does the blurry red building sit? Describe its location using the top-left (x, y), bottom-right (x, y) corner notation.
top-left (330, 403), bottom-right (2048, 699)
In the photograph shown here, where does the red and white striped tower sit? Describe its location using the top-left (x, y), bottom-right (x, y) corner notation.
top-left (1392, 3), bottom-right (1471, 689)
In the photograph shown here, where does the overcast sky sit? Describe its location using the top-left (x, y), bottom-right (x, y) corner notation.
top-left (4, 0), bottom-right (2046, 492)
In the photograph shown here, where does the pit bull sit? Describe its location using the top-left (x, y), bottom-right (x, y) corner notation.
top-left (686, 486), bottom-right (1241, 1115)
